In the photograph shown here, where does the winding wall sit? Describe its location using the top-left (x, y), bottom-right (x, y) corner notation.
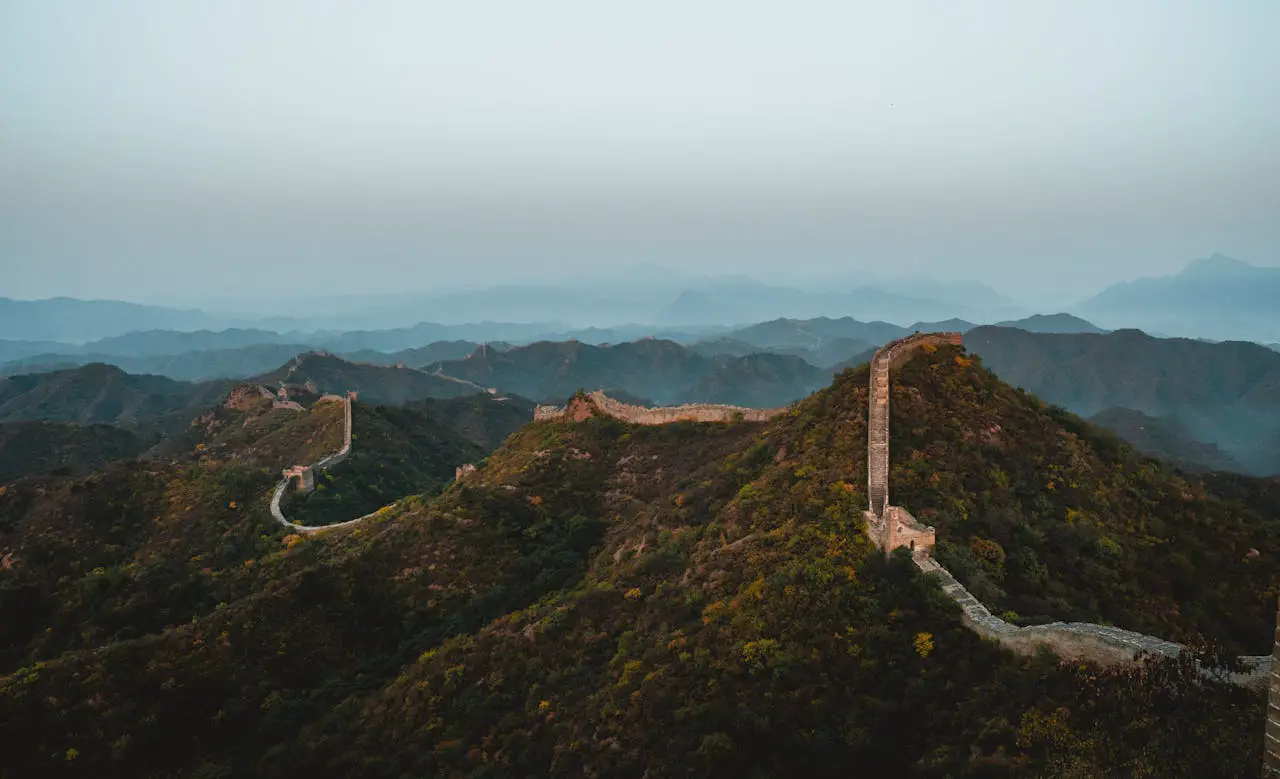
top-left (865, 333), bottom-right (1272, 693)
top-left (268, 391), bottom-right (385, 535)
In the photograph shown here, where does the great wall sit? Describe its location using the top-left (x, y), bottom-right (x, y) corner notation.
top-left (267, 390), bottom-right (393, 534)
top-left (536, 333), bottom-right (1280, 770)
top-left (534, 390), bottom-right (788, 424)
top-left (862, 333), bottom-right (1280, 774)
top-left (258, 336), bottom-right (1280, 770)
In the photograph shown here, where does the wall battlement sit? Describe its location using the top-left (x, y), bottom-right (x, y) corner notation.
top-left (534, 390), bottom-right (788, 425)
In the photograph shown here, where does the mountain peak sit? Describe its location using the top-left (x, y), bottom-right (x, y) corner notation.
top-left (1180, 253), bottom-right (1255, 277)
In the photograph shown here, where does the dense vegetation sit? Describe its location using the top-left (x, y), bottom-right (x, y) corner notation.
top-left (407, 393), bottom-right (537, 450)
top-left (887, 346), bottom-right (1280, 653)
top-left (0, 349), bottom-right (1274, 777)
top-left (0, 420), bottom-right (147, 481)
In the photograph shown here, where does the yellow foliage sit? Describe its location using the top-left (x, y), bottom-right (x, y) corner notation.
top-left (701, 600), bottom-right (729, 625)
top-left (0, 485), bottom-right (7, 497)
top-left (913, 632), bottom-right (934, 658)
top-left (922, 342), bottom-right (938, 353)
top-left (674, 494), bottom-right (685, 507)
top-left (528, 495), bottom-right (543, 506)
top-left (625, 587), bottom-right (643, 600)
top-left (228, 501), bottom-right (237, 509)
top-left (538, 699), bottom-right (551, 712)
top-left (954, 355), bottom-right (972, 367)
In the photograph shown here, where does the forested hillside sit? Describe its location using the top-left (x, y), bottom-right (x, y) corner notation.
top-left (1, 346), bottom-right (1274, 777)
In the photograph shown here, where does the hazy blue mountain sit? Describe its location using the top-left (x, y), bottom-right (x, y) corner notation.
top-left (312, 322), bottom-right (570, 353)
top-left (0, 297), bottom-right (230, 342)
top-left (992, 313), bottom-right (1105, 334)
top-left (1, 344), bottom-right (314, 382)
top-left (725, 317), bottom-right (908, 350)
top-left (655, 284), bottom-right (980, 327)
top-left (906, 318), bottom-right (977, 333)
top-left (1071, 254), bottom-right (1280, 341)
top-left (84, 328), bottom-right (287, 356)
top-left (1085, 407), bottom-right (1243, 473)
top-left (338, 341), bottom-right (482, 368)
top-left (965, 325), bottom-right (1280, 474)
top-left (0, 338), bottom-right (78, 363)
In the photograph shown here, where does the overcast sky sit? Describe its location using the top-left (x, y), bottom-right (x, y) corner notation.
top-left (2, 1), bottom-right (1277, 308)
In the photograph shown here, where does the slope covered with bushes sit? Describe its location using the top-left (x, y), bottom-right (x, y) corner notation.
top-left (0, 350), bottom-right (1275, 778)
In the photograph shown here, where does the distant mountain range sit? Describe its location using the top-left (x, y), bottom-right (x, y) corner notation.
top-left (1071, 254), bottom-right (1280, 342)
top-left (0, 313), bottom-right (1109, 383)
top-left (428, 340), bottom-right (829, 407)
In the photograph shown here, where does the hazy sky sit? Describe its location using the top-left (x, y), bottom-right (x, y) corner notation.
top-left (2, 1), bottom-right (1277, 308)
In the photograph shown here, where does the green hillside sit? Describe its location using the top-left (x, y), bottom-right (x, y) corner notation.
top-left (0, 421), bottom-right (147, 481)
top-left (0, 348), bottom-right (1274, 777)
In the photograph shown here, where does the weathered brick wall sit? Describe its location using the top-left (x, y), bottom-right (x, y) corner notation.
top-left (533, 391), bottom-right (788, 425)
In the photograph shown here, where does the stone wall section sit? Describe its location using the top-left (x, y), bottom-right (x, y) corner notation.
top-left (534, 390), bottom-right (788, 425)
top-left (269, 391), bottom-right (384, 535)
top-left (868, 332), bottom-right (1272, 694)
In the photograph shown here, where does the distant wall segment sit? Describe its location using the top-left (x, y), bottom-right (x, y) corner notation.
top-left (534, 390), bottom-right (788, 425)
top-left (268, 391), bottom-right (379, 535)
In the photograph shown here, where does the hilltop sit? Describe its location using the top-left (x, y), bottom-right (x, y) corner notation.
top-left (0, 343), bottom-right (1274, 777)
top-left (255, 351), bottom-right (486, 404)
top-left (430, 339), bottom-right (828, 406)
top-left (0, 363), bottom-right (235, 437)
